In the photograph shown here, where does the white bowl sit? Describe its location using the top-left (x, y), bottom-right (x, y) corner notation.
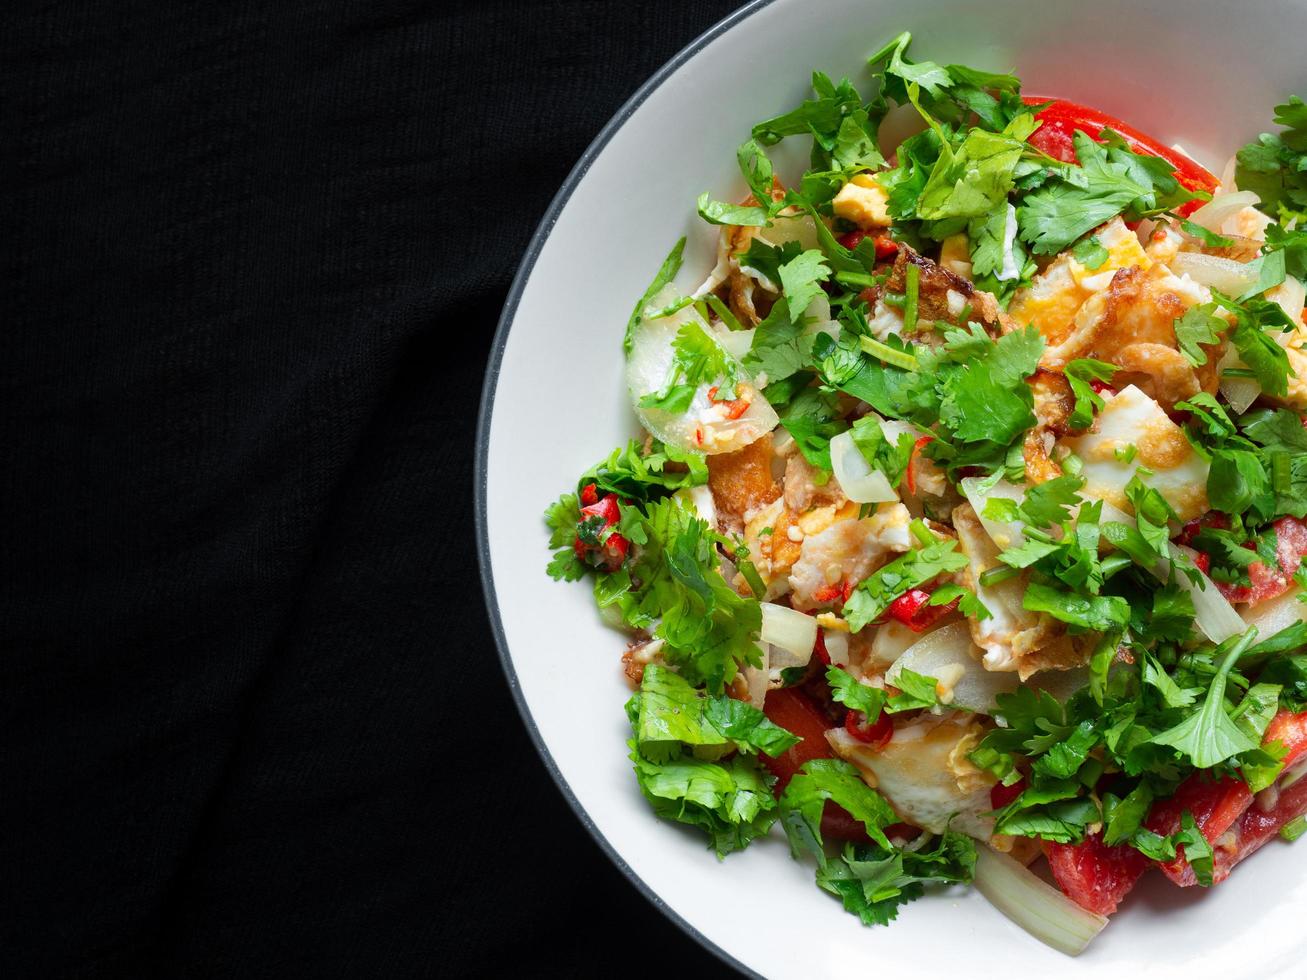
top-left (477, 1), bottom-right (1307, 975)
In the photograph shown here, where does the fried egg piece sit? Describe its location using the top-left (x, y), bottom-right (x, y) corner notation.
top-left (1061, 384), bottom-right (1210, 521)
top-left (1008, 217), bottom-right (1151, 345)
top-left (827, 716), bottom-right (995, 839)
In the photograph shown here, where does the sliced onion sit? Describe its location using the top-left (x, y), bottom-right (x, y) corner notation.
top-left (675, 484), bottom-right (717, 527)
top-left (1170, 251), bottom-right (1260, 296)
top-left (1242, 585), bottom-right (1307, 637)
top-left (744, 644), bottom-right (770, 709)
top-left (869, 619), bottom-right (929, 669)
top-left (830, 429), bottom-right (898, 504)
top-left (1026, 667), bottom-right (1091, 702)
top-left (1269, 276), bottom-right (1306, 334)
top-left (626, 284), bottom-right (778, 454)
top-left (1161, 545), bottom-right (1245, 643)
top-left (973, 846), bottom-right (1108, 956)
top-left (886, 621), bottom-right (1018, 712)
top-left (760, 602), bottom-right (818, 660)
top-left (1217, 346), bottom-right (1260, 415)
top-left (1280, 757), bottom-right (1307, 791)
top-left (822, 629), bottom-right (850, 667)
top-left (1186, 190), bottom-right (1261, 233)
top-left (802, 292), bottom-right (832, 325)
top-left (713, 326), bottom-right (755, 360)
top-left (756, 211), bottom-right (821, 251)
top-left (960, 475), bottom-right (1027, 550)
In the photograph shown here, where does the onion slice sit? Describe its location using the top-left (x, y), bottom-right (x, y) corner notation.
top-left (1216, 346), bottom-right (1260, 415)
top-left (625, 284), bottom-right (778, 454)
top-left (960, 475), bottom-right (1027, 550)
top-left (759, 602), bottom-right (818, 661)
top-left (887, 621), bottom-right (1018, 712)
top-left (973, 846), bottom-right (1108, 956)
top-left (1158, 545), bottom-right (1245, 643)
top-left (1242, 585), bottom-right (1307, 637)
top-left (1170, 251), bottom-right (1260, 296)
top-left (822, 628), bottom-right (850, 667)
top-left (1269, 276), bottom-right (1306, 335)
top-left (1186, 190), bottom-right (1260, 233)
top-left (829, 429), bottom-right (898, 504)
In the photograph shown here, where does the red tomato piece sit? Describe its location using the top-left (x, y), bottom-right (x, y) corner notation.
top-left (1088, 379), bottom-right (1116, 396)
top-left (761, 687), bottom-right (875, 843)
top-left (1023, 97), bottom-right (1218, 216)
top-left (1145, 710), bottom-right (1307, 886)
top-left (873, 234), bottom-right (899, 260)
top-left (1146, 774), bottom-right (1252, 886)
top-left (574, 492), bottom-right (628, 572)
top-left (1045, 833), bottom-right (1149, 916)
top-left (1217, 516), bottom-right (1307, 607)
top-left (1209, 765), bottom-right (1307, 884)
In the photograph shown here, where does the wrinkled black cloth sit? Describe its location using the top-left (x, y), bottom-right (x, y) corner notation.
top-left (4, 1), bottom-right (743, 976)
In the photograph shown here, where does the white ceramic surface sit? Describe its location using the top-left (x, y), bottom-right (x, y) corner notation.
top-left (477, 2), bottom-right (1307, 975)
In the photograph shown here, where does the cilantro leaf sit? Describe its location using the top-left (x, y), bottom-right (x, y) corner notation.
top-left (1149, 629), bottom-right (1260, 768)
top-left (624, 238), bottom-right (685, 353)
top-left (1022, 581), bottom-right (1130, 631)
top-left (778, 249), bottom-right (833, 322)
top-left (1064, 358), bottom-right (1117, 429)
top-left (630, 741), bottom-right (778, 857)
top-left (849, 414), bottom-right (914, 487)
top-left (827, 665), bottom-right (888, 719)
top-left (1070, 235), bottom-right (1109, 270)
top-left (1236, 96), bottom-right (1307, 220)
top-left (779, 758), bottom-right (898, 860)
top-left (1174, 303), bottom-right (1229, 368)
top-left (611, 498), bottom-right (763, 694)
top-left (778, 387), bottom-right (846, 471)
top-left (816, 834), bottom-right (975, 928)
top-left (1021, 473), bottom-right (1084, 528)
top-left (579, 439), bottom-right (709, 502)
top-left (696, 193), bottom-right (769, 227)
top-left (744, 298), bottom-right (812, 385)
top-left (1017, 133), bottom-right (1148, 254)
top-left (640, 322), bottom-right (740, 412)
top-left (886, 667), bottom-right (940, 713)
top-left (844, 526), bottom-right (970, 630)
top-left (1174, 811), bottom-right (1215, 887)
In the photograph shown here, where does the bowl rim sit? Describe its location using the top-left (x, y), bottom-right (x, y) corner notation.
top-left (474, 2), bottom-right (775, 975)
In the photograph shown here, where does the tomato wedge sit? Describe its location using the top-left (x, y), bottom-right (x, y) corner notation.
top-left (761, 686), bottom-right (870, 842)
top-left (1022, 96), bottom-right (1218, 216)
top-left (1210, 765), bottom-right (1307, 883)
top-left (1145, 775), bottom-right (1251, 886)
top-left (1045, 833), bottom-right (1149, 916)
top-left (1148, 709), bottom-right (1307, 886)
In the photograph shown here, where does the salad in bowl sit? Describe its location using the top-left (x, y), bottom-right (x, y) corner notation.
top-left (542, 32), bottom-right (1307, 955)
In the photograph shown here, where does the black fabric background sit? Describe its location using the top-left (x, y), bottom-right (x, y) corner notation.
top-left (4, 1), bottom-right (746, 976)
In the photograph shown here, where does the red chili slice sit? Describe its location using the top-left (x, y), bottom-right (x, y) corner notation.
top-left (573, 492), bottom-right (629, 572)
top-left (844, 707), bottom-right (894, 750)
top-left (1022, 96), bottom-right (1218, 217)
top-left (885, 586), bottom-right (958, 632)
top-left (905, 435), bottom-right (933, 497)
